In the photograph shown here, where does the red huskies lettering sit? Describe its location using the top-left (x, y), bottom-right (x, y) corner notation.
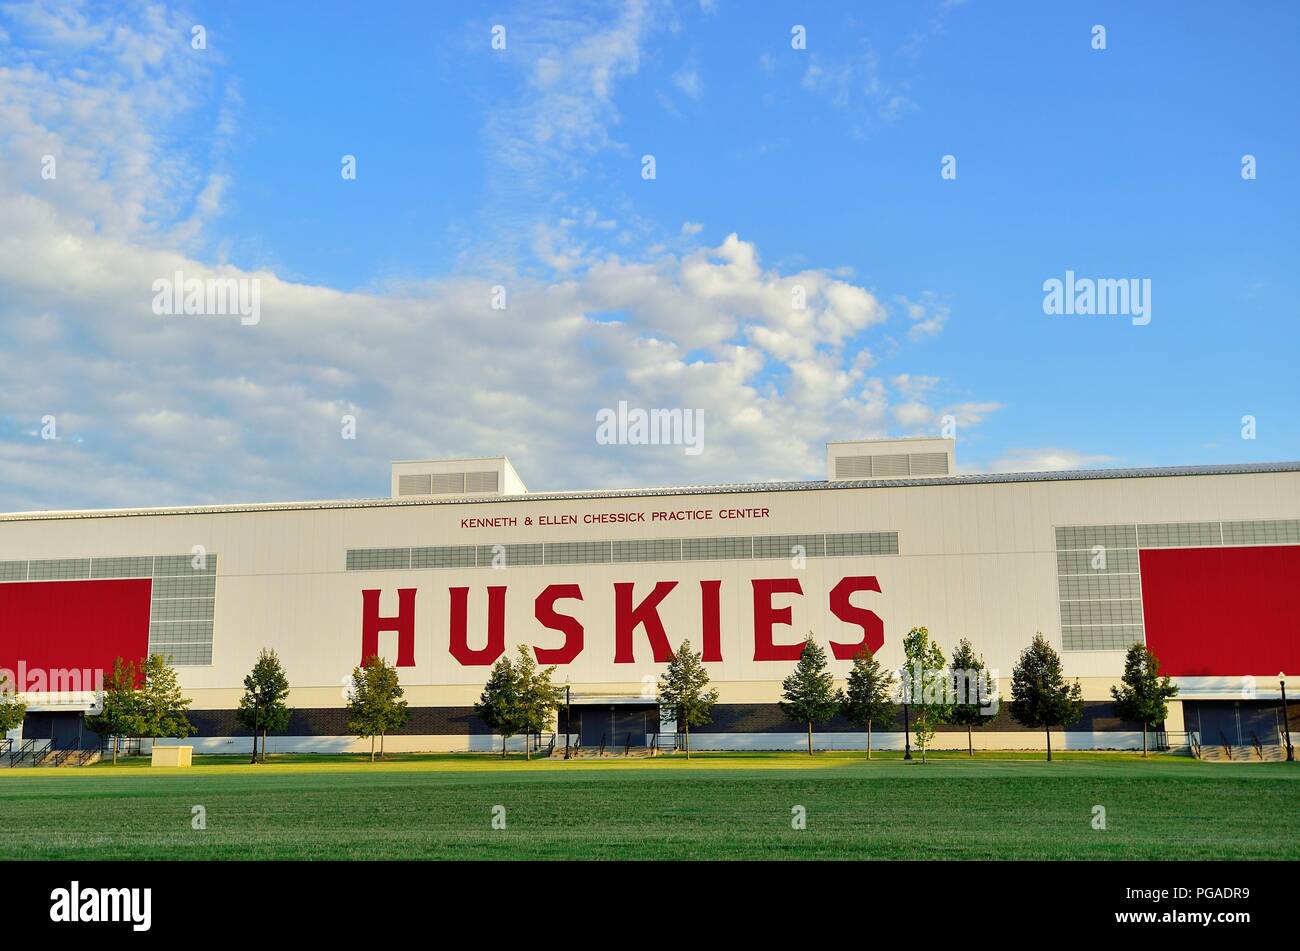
top-left (360, 588), bottom-right (417, 667)
top-left (534, 584), bottom-right (584, 664)
top-left (448, 585), bottom-right (507, 665)
top-left (360, 574), bottom-right (886, 667)
top-left (614, 581), bottom-right (678, 664)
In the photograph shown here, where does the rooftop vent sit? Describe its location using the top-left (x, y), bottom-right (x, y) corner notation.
top-left (827, 437), bottom-right (956, 482)
top-left (390, 457), bottom-right (526, 498)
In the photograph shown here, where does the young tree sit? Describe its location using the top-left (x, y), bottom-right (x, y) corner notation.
top-left (902, 626), bottom-right (953, 762)
top-left (656, 639), bottom-right (719, 759)
top-left (86, 657), bottom-right (144, 765)
top-left (779, 635), bottom-right (842, 755)
top-left (0, 670), bottom-right (27, 736)
top-left (948, 638), bottom-right (997, 757)
top-left (474, 655), bottom-right (522, 758)
top-left (513, 646), bottom-right (564, 760)
top-left (136, 654), bottom-right (196, 743)
top-left (347, 655), bottom-right (410, 761)
top-left (236, 649), bottom-right (292, 764)
top-left (841, 644), bottom-right (896, 759)
top-left (1111, 642), bottom-right (1179, 756)
top-left (1010, 634), bottom-right (1084, 762)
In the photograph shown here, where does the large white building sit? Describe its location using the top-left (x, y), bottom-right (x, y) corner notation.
top-left (2, 438), bottom-right (1297, 754)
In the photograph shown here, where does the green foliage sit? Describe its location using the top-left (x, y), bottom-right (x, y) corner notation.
top-left (948, 638), bottom-right (997, 728)
top-left (902, 626), bottom-right (952, 760)
top-left (1111, 643), bottom-right (1179, 754)
top-left (779, 635), bottom-right (842, 753)
top-left (1010, 634), bottom-right (1084, 760)
top-left (136, 654), bottom-right (196, 740)
top-left (0, 670), bottom-right (26, 734)
top-left (513, 646), bottom-right (565, 757)
top-left (656, 640), bottom-right (719, 757)
top-left (236, 649), bottom-right (293, 761)
top-left (85, 657), bottom-right (144, 763)
top-left (346, 655), bottom-right (410, 760)
top-left (474, 655), bottom-right (522, 754)
top-left (840, 644), bottom-right (896, 756)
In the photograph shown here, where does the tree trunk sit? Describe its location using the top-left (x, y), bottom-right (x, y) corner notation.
top-left (379, 729), bottom-right (385, 760)
top-left (1142, 724), bottom-right (1148, 757)
top-left (968, 724), bottom-right (974, 757)
top-left (867, 721), bottom-right (873, 760)
top-left (525, 732), bottom-right (531, 761)
top-left (807, 721), bottom-right (813, 755)
top-left (261, 729), bottom-right (268, 763)
top-left (502, 733), bottom-right (508, 758)
top-left (1045, 726), bottom-right (1052, 762)
top-left (112, 736), bottom-right (119, 766)
top-left (370, 734), bottom-right (375, 762)
top-left (685, 722), bottom-right (691, 759)
top-left (250, 708), bottom-right (259, 764)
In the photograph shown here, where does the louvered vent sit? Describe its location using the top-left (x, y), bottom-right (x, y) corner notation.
top-left (834, 452), bottom-right (951, 480)
top-left (430, 472), bottom-right (466, 494)
top-left (464, 471), bottom-right (500, 494)
top-left (398, 474), bottom-right (432, 496)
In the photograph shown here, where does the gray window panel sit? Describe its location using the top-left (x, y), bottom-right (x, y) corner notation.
top-left (151, 574), bottom-right (217, 599)
top-left (613, 538), bottom-right (682, 563)
top-left (397, 473), bottom-right (432, 496)
top-left (150, 598), bottom-right (215, 621)
top-left (681, 536), bottom-right (752, 560)
top-left (150, 646), bottom-right (212, 666)
top-left (149, 620), bottom-right (214, 640)
top-left (476, 544), bottom-right (544, 567)
top-left (28, 558), bottom-right (91, 580)
top-left (91, 556), bottom-right (154, 578)
top-left (464, 471), bottom-right (500, 494)
top-left (753, 534), bottom-right (825, 559)
top-left (1062, 625), bottom-right (1145, 652)
top-left (1222, 519), bottom-right (1300, 546)
top-left (1059, 600), bottom-right (1143, 626)
top-left (825, 532), bottom-right (900, 556)
top-left (412, 546), bottom-right (476, 569)
top-left (1138, 522), bottom-right (1222, 548)
top-left (1054, 525), bottom-right (1138, 551)
top-left (545, 541), bottom-right (612, 565)
top-left (0, 561), bottom-right (27, 582)
top-left (1058, 574), bottom-right (1142, 601)
top-left (346, 548), bottom-right (411, 571)
top-left (1055, 548), bottom-right (1140, 574)
top-left (153, 553), bottom-right (218, 576)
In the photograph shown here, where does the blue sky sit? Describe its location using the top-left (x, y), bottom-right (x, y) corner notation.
top-left (0, 0), bottom-right (1296, 510)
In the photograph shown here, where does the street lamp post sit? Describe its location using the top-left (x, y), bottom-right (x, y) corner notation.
top-left (1280, 673), bottom-right (1293, 762)
top-left (564, 685), bottom-right (571, 760)
top-left (903, 700), bottom-right (913, 761)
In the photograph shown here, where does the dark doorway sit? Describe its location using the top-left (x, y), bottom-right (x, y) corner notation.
top-left (578, 705), bottom-right (657, 748)
top-left (1189, 700), bottom-right (1282, 747)
top-left (23, 711), bottom-right (93, 748)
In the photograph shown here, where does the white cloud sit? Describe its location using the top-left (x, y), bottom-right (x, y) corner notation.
top-left (680, 220), bottom-right (703, 236)
top-left (983, 449), bottom-right (1117, 474)
top-left (672, 65), bottom-right (702, 99)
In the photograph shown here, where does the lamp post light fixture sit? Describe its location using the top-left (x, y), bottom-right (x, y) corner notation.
top-left (1280, 672), bottom-right (1293, 762)
top-left (564, 684), bottom-right (572, 760)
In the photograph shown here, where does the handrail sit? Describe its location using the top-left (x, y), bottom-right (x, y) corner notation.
top-left (624, 732), bottom-right (632, 756)
top-left (598, 733), bottom-right (606, 757)
top-left (1250, 732), bottom-right (1264, 760)
top-left (1188, 730), bottom-right (1201, 759)
top-left (1219, 730), bottom-right (1233, 761)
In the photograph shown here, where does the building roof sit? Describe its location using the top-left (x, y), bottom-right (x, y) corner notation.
top-left (2, 460), bottom-right (1297, 523)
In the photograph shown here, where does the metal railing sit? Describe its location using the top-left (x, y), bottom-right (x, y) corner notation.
top-left (598, 733), bottom-right (606, 757)
top-left (1220, 730), bottom-right (1233, 761)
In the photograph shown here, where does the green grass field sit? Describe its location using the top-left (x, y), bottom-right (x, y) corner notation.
top-left (1, 751), bottom-right (1296, 860)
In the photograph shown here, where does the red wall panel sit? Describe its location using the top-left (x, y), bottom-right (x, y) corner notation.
top-left (0, 579), bottom-right (152, 688)
top-left (1140, 545), bottom-right (1300, 676)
